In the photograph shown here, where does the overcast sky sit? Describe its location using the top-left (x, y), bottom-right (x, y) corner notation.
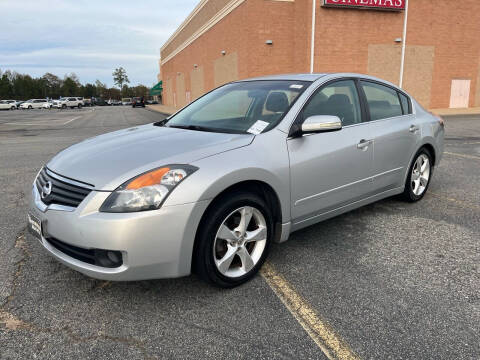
top-left (0, 0), bottom-right (198, 87)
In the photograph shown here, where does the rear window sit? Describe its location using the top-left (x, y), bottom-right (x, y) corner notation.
top-left (361, 81), bottom-right (403, 121)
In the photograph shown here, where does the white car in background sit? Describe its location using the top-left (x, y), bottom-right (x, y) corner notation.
top-left (52, 97), bottom-right (84, 109)
top-left (42, 101), bottom-right (53, 109)
top-left (20, 99), bottom-right (49, 109)
top-left (0, 100), bottom-right (18, 110)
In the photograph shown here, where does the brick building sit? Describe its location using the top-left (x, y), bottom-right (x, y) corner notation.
top-left (159, 0), bottom-right (480, 110)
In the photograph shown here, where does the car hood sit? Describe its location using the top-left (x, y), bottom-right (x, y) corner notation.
top-left (47, 124), bottom-right (254, 190)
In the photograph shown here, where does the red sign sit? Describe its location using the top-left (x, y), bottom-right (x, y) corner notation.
top-left (323, 0), bottom-right (405, 11)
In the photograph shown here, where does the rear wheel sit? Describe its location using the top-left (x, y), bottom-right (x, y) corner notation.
top-left (402, 148), bottom-right (433, 202)
top-left (78, 104), bottom-right (82, 109)
top-left (11, 106), bottom-right (15, 110)
top-left (194, 192), bottom-right (273, 287)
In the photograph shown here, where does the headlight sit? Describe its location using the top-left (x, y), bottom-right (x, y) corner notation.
top-left (99, 165), bottom-right (198, 213)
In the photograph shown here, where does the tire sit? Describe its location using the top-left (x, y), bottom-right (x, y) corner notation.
top-left (402, 147), bottom-right (433, 202)
top-left (193, 191), bottom-right (274, 288)
top-left (78, 104), bottom-right (82, 109)
top-left (11, 106), bottom-right (15, 110)
top-left (28, 105), bottom-right (32, 109)
top-left (62, 104), bottom-right (66, 109)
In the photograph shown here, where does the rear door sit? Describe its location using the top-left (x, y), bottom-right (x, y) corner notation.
top-left (359, 80), bottom-right (420, 192)
top-left (288, 79), bottom-right (375, 224)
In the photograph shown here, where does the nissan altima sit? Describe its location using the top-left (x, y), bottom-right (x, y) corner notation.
top-left (28, 73), bottom-right (444, 287)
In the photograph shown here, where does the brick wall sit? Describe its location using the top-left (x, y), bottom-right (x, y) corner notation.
top-left (160, 0), bottom-right (480, 109)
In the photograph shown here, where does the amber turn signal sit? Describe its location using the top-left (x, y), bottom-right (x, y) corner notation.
top-left (126, 167), bottom-right (170, 190)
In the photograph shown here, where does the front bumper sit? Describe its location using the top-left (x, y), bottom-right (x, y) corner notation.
top-left (29, 185), bottom-right (210, 281)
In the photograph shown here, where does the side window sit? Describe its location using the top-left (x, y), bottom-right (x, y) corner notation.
top-left (303, 80), bottom-right (362, 126)
top-left (398, 92), bottom-right (411, 115)
top-left (361, 81), bottom-right (403, 120)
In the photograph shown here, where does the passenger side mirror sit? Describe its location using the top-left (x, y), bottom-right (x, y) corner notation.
top-left (301, 115), bottom-right (342, 134)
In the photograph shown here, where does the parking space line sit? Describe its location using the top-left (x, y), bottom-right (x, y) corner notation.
top-left (3, 116), bottom-right (82, 126)
top-left (444, 152), bottom-right (480, 160)
top-left (62, 116), bottom-right (81, 125)
top-left (261, 262), bottom-right (359, 360)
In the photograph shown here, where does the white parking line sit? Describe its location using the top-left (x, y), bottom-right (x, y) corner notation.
top-left (4, 116), bottom-right (82, 126)
top-left (62, 116), bottom-right (81, 125)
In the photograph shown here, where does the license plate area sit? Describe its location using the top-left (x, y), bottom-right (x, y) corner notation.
top-left (27, 213), bottom-right (43, 240)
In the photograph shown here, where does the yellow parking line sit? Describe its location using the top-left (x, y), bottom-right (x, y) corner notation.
top-left (261, 262), bottom-right (360, 360)
top-left (444, 151), bottom-right (480, 160)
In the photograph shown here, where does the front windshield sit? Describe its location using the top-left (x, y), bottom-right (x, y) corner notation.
top-left (166, 80), bottom-right (310, 134)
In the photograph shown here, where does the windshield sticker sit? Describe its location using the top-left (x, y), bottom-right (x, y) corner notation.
top-left (290, 84), bottom-right (304, 89)
top-left (247, 120), bottom-right (269, 135)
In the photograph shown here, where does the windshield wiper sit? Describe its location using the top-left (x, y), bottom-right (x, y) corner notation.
top-left (167, 124), bottom-right (221, 133)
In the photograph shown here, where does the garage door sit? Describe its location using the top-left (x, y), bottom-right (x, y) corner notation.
top-left (449, 79), bottom-right (471, 108)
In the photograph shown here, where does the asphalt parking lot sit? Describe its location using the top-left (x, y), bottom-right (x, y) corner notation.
top-left (0, 106), bottom-right (479, 359)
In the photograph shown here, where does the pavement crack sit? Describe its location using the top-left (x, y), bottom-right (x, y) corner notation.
top-left (0, 309), bottom-right (156, 359)
top-left (1, 227), bottom-right (29, 309)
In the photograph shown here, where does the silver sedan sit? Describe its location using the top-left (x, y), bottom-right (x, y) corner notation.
top-left (28, 73), bottom-right (444, 287)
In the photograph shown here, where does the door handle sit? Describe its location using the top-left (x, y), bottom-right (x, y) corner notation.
top-left (409, 125), bottom-right (419, 133)
top-left (357, 139), bottom-right (373, 150)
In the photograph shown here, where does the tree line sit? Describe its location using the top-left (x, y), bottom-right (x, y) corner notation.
top-left (0, 69), bottom-right (150, 100)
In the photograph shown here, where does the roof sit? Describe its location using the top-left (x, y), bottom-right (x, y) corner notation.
top-left (237, 73), bottom-right (328, 82)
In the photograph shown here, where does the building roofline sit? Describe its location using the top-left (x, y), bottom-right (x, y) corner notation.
top-left (161, 0), bottom-right (210, 53)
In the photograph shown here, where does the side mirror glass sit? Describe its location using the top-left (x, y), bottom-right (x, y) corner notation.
top-left (301, 115), bottom-right (342, 134)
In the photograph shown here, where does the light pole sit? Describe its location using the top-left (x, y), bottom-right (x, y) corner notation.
top-left (399, 0), bottom-right (409, 88)
top-left (310, 0), bottom-right (316, 74)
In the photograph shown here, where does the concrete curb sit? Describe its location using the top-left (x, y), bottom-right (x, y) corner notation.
top-left (430, 107), bottom-right (480, 116)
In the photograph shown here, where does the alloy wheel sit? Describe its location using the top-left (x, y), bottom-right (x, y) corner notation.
top-left (411, 154), bottom-right (430, 196)
top-left (213, 206), bottom-right (267, 278)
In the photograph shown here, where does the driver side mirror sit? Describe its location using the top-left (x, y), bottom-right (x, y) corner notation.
top-left (301, 115), bottom-right (342, 134)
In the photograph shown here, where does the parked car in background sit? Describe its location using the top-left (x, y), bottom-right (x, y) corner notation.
top-left (93, 98), bottom-right (108, 106)
top-left (82, 98), bottom-right (92, 107)
top-left (41, 100), bottom-right (53, 109)
top-left (0, 100), bottom-right (18, 110)
top-left (111, 100), bottom-right (122, 106)
top-left (20, 99), bottom-right (49, 109)
top-left (121, 98), bottom-right (132, 106)
top-left (53, 97), bottom-right (84, 109)
top-left (27, 73), bottom-right (444, 287)
top-left (132, 97), bottom-right (145, 108)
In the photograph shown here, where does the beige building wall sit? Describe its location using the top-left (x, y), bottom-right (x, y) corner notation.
top-left (402, 46), bottom-right (435, 108)
top-left (368, 44), bottom-right (402, 85)
top-left (214, 52), bottom-right (239, 87)
top-left (475, 58), bottom-right (480, 106)
top-left (191, 66), bottom-right (205, 101)
top-left (176, 72), bottom-right (187, 108)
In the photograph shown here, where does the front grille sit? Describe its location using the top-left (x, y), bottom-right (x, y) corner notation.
top-left (36, 168), bottom-right (92, 208)
top-left (46, 237), bottom-right (123, 268)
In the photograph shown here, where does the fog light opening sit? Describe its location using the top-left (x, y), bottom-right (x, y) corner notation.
top-left (94, 249), bottom-right (123, 268)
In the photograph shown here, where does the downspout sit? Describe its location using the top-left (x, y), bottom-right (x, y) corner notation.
top-left (399, 0), bottom-right (409, 88)
top-left (310, 0), bottom-right (316, 74)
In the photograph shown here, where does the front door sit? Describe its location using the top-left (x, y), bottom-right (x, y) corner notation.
top-left (288, 79), bottom-right (374, 224)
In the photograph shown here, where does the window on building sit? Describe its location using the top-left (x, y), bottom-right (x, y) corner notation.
top-left (303, 80), bottom-right (362, 126)
top-left (361, 81), bottom-right (403, 120)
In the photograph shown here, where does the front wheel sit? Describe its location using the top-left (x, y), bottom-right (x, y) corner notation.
top-left (402, 148), bottom-right (433, 202)
top-left (28, 105), bottom-right (32, 109)
top-left (194, 192), bottom-right (273, 287)
top-left (62, 104), bottom-right (67, 109)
